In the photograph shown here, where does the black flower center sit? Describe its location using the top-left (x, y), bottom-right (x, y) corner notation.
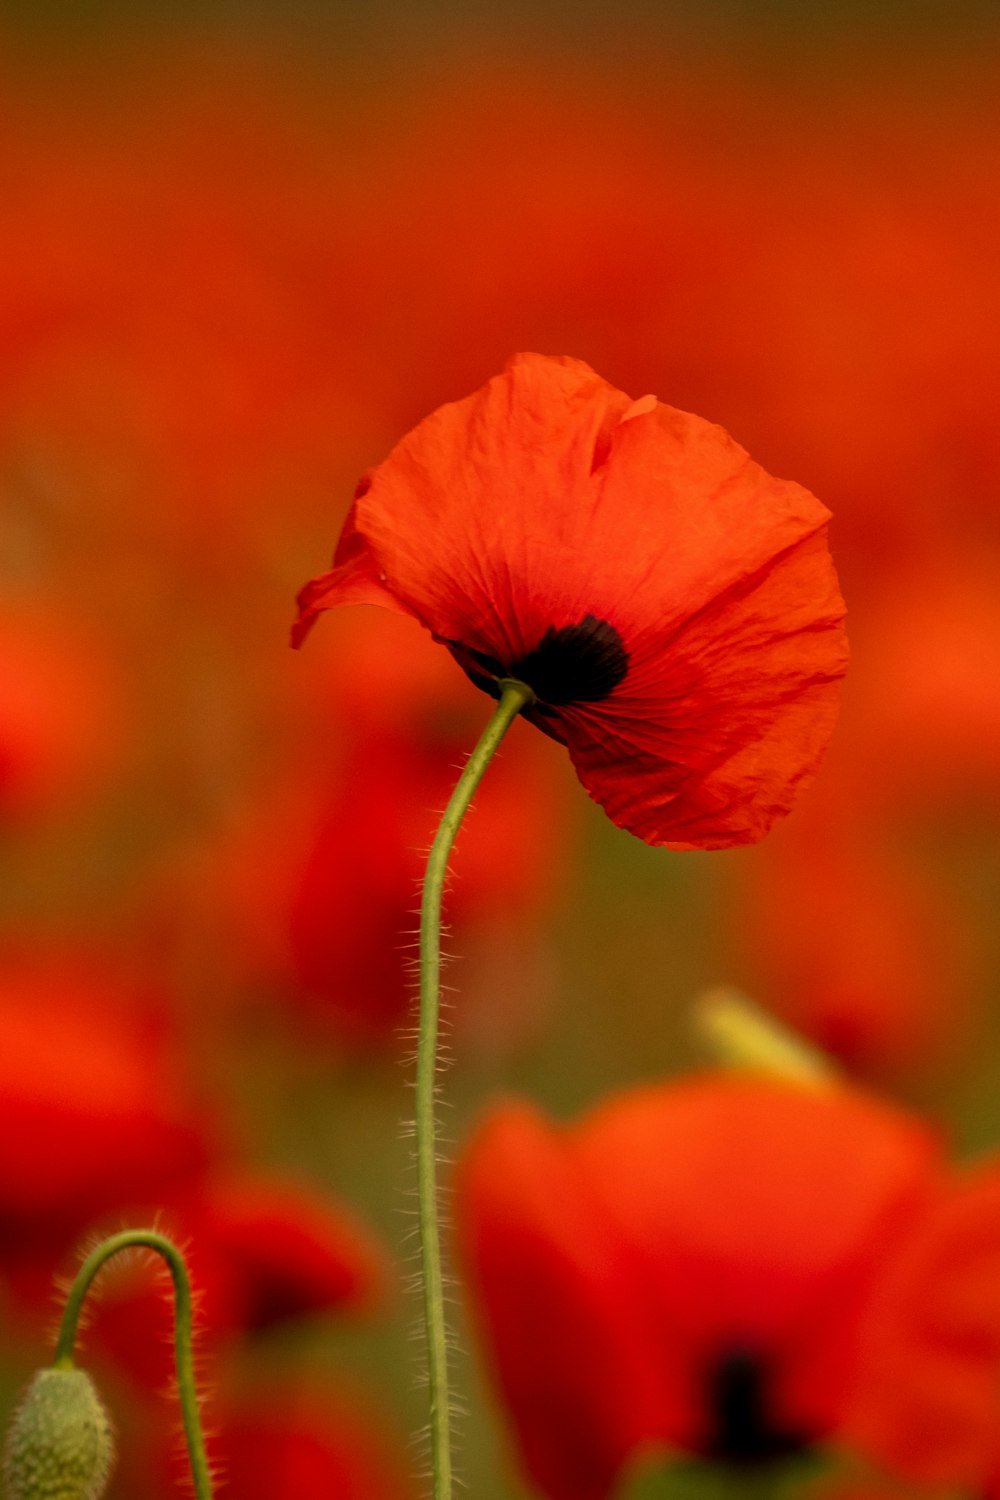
top-left (445, 614), bottom-right (629, 710)
top-left (704, 1348), bottom-right (811, 1467)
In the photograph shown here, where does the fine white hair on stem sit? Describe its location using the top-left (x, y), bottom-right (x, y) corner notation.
top-left (398, 914), bottom-right (468, 1493)
top-left (400, 690), bottom-right (527, 1500)
top-left (49, 1211), bottom-right (188, 1348)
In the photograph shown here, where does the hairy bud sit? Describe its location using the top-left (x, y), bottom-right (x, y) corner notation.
top-left (4, 1367), bottom-right (114, 1500)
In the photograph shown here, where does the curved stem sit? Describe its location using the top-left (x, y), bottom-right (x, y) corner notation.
top-left (417, 678), bottom-right (534, 1500)
top-left (54, 1228), bottom-right (213, 1500)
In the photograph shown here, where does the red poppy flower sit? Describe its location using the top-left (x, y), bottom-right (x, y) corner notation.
top-left (0, 959), bottom-right (208, 1239)
top-left (454, 1074), bottom-right (1000, 1500)
top-left (0, 956), bottom-right (212, 1333)
top-left (0, 607), bottom-right (126, 825)
top-left (117, 1375), bottom-right (415, 1500)
top-left (283, 736), bottom-right (560, 1046)
top-left (83, 1168), bottom-right (388, 1393)
top-left (730, 822), bottom-right (978, 1081)
top-left (854, 550), bottom-right (1000, 819)
top-left (283, 611), bottom-right (570, 1046)
top-left (841, 1152), bottom-right (1000, 1488)
top-left (205, 1382), bottom-right (415, 1500)
top-left (294, 354), bottom-right (847, 849)
top-left (181, 608), bottom-right (572, 1048)
top-left (202, 1169), bottom-right (387, 1326)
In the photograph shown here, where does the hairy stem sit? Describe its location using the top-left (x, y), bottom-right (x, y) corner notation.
top-left (417, 678), bottom-right (534, 1500)
top-left (54, 1228), bottom-right (213, 1500)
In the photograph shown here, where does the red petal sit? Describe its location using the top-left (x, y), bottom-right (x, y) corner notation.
top-left (209, 1384), bottom-right (413, 1500)
top-left (294, 354), bottom-right (847, 847)
top-left (456, 1078), bottom-right (947, 1496)
top-left (0, 963), bottom-right (207, 1229)
top-left (205, 1170), bottom-right (387, 1327)
top-left (291, 506), bottom-right (408, 647)
top-left (571, 1077), bottom-right (941, 1446)
top-left (843, 1156), bottom-right (1000, 1488)
top-left (560, 525), bottom-right (846, 847)
top-left (454, 1101), bottom-right (677, 1500)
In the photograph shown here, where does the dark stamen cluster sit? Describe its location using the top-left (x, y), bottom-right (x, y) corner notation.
top-left (704, 1347), bottom-right (811, 1466)
top-left (446, 614), bottom-right (629, 709)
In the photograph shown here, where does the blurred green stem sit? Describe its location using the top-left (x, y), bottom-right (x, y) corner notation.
top-left (54, 1228), bottom-right (213, 1500)
top-left (417, 677), bottom-right (534, 1500)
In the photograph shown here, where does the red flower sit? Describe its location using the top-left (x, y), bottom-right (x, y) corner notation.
top-left (113, 1373), bottom-right (415, 1500)
top-left (283, 610), bottom-right (571, 1046)
top-left (853, 550), bottom-right (1000, 819)
top-left (0, 607), bottom-right (126, 825)
top-left (0, 959), bottom-right (208, 1240)
top-left (205, 1382), bottom-right (415, 1500)
top-left (730, 824), bottom-right (978, 1081)
top-left (203, 1170), bottom-right (387, 1327)
top-left (454, 1075), bottom-right (1000, 1500)
top-left (183, 608), bottom-right (572, 1048)
top-left (0, 955), bottom-right (212, 1333)
top-left (294, 354), bottom-right (847, 850)
top-left (284, 736), bottom-right (560, 1046)
top-left (83, 1168), bottom-right (388, 1392)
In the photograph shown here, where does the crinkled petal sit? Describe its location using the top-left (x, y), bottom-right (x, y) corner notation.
top-left (558, 528), bottom-right (847, 847)
top-left (293, 354), bottom-right (847, 847)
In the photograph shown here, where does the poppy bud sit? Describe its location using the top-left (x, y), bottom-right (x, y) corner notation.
top-left (3, 1367), bottom-right (114, 1500)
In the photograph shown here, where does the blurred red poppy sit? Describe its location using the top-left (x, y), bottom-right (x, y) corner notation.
top-left (0, 956), bottom-right (212, 1338)
top-left (108, 1369), bottom-right (414, 1500)
top-left (702, 90), bottom-right (1000, 576)
top-left (841, 1152), bottom-right (1000, 1487)
top-left (852, 551), bottom-right (1000, 820)
top-left (286, 612), bottom-right (570, 1047)
top-left (729, 822), bottom-right (978, 1081)
top-left (84, 1168), bottom-right (388, 1392)
top-left (295, 354), bottom-right (847, 850)
top-left (455, 1074), bottom-right (1000, 1500)
top-left (283, 739), bottom-right (559, 1048)
top-left (204, 1169), bottom-right (387, 1325)
top-left (0, 959), bottom-right (208, 1242)
top-left (142, 1377), bottom-right (414, 1500)
top-left (0, 607), bottom-right (126, 825)
top-left (204, 1381), bottom-right (415, 1500)
top-left (181, 608), bottom-right (571, 1050)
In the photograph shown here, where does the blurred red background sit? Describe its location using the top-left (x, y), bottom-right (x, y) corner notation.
top-left (1, 4), bottom-right (999, 1496)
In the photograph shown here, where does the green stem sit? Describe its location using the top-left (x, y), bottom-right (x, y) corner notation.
top-left (417, 677), bottom-right (534, 1500)
top-left (54, 1228), bottom-right (213, 1500)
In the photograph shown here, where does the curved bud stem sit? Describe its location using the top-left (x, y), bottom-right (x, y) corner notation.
top-left (417, 678), bottom-right (534, 1500)
top-left (55, 1228), bottom-right (213, 1500)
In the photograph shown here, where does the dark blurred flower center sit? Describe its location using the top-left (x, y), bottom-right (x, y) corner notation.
top-left (446, 614), bottom-right (629, 708)
top-left (704, 1347), bottom-right (811, 1466)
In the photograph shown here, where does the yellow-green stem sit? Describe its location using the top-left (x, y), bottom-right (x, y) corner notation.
top-left (54, 1228), bottom-right (213, 1500)
top-left (417, 678), bottom-right (534, 1500)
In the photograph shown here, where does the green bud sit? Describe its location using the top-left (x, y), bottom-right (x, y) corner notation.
top-left (4, 1367), bottom-right (114, 1500)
